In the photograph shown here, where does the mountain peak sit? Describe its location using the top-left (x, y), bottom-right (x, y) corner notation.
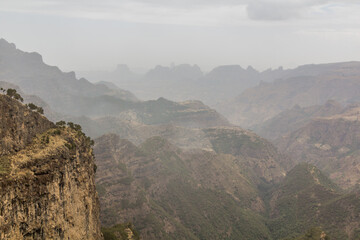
top-left (114, 64), bottom-right (131, 73)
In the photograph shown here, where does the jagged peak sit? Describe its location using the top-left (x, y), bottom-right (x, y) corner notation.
top-left (246, 65), bottom-right (259, 73)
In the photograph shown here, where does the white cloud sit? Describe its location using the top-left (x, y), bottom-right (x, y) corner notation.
top-left (1, 0), bottom-right (360, 71)
top-left (0, 0), bottom-right (358, 26)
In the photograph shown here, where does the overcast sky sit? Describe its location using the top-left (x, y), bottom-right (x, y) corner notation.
top-left (0, 0), bottom-right (360, 72)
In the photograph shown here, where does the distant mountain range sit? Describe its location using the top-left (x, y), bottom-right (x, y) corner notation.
top-left (0, 39), bottom-right (138, 117)
top-left (0, 39), bottom-right (230, 133)
top-left (217, 61), bottom-right (360, 128)
top-left (78, 63), bottom-right (286, 106)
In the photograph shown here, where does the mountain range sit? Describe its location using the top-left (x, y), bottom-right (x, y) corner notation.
top-left (217, 61), bottom-right (360, 128)
top-left (2, 37), bottom-right (360, 240)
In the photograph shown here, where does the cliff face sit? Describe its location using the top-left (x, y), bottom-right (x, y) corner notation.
top-left (0, 95), bottom-right (102, 239)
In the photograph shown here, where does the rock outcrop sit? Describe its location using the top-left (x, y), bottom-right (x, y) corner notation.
top-left (0, 94), bottom-right (103, 239)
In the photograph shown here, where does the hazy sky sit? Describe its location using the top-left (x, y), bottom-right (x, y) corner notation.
top-left (1, 0), bottom-right (360, 72)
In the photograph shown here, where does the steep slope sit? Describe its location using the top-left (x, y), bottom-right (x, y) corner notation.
top-left (254, 100), bottom-right (344, 140)
top-left (267, 163), bottom-right (360, 240)
top-left (94, 134), bottom-right (284, 240)
top-left (0, 94), bottom-right (102, 239)
top-left (218, 61), bottom-right (360, 128)
top-left (0, 38), bottom-right (138, 116)
top-left (276, 104), bottom-right (360, 189)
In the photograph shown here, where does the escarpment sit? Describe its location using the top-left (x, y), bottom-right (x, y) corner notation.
top-left (0, 94), bottom-right (103, 239)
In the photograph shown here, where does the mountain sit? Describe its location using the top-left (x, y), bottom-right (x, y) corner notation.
top-left (267, 163), bottom-right (360, 240)
top-left (0, 39), bottom-right (231, 134)
top-left (254, 100), bottom-right (344, 140)
top-left (78, 63), bottom-right (266, 106)
top-left (68, 116), bottom-right (214, 149)
top-left (217, 61), bottom-right (360, 128)
top-left (0, 38), bottom-right (138, 116)
top-left (93, 131), bottom-right (287, 239)
top-left (276, 104), bottom-right (360, 189)
top-left (203, 127), bottom-right (285, 185)
top-left (79, 64), bottom-right (141, 85)
top-left (0, 94), bottom-right (102, 239)
top-left (68, 98), bottom-right (231, 136)
top-left (146, 64), bottom-right (203, 81)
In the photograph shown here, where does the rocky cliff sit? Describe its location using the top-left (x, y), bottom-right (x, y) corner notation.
top-left (276, 104), bottom-right (360, 189)
top-left (0, 94), bottom-right (103, 239)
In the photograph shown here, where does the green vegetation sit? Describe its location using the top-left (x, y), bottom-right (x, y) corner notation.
top-left (56, 121), bottom-right (94, 147)
top-left (149, 180), bottom-right (272, 240)
top-left (286, 227), bottom-right (330, 240)
top-left (102, 223), bottom-right (140, 240)
top-left (266, 163), bottom-right (355, 240)
top-left (0, 156), bottom-right (10, 175)
top-left (26, 103), bottom-right (44, 114)
top-left (0, 88), bottom-right (45, 114)
top-left (5, 88), bottom-right (23, 102)
top-left (96, 134), bottom-right (360, 240)
top-left (96, 184), bottom-right (106, 196)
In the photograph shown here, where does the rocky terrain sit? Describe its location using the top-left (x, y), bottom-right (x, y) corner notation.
top-left (2, 37), bottom-right (360, 240)
top-left (94, 132), bottom-right (286, 239)
top-left (0, 94), bottom-right (102, 239)
top-left (276, 104), bottom-right (360, 189)
top-left (93, 131), bottom-right (360, 239)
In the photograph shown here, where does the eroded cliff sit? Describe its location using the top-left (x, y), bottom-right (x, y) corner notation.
top-left (0, 94), bottom-right (103, 239)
